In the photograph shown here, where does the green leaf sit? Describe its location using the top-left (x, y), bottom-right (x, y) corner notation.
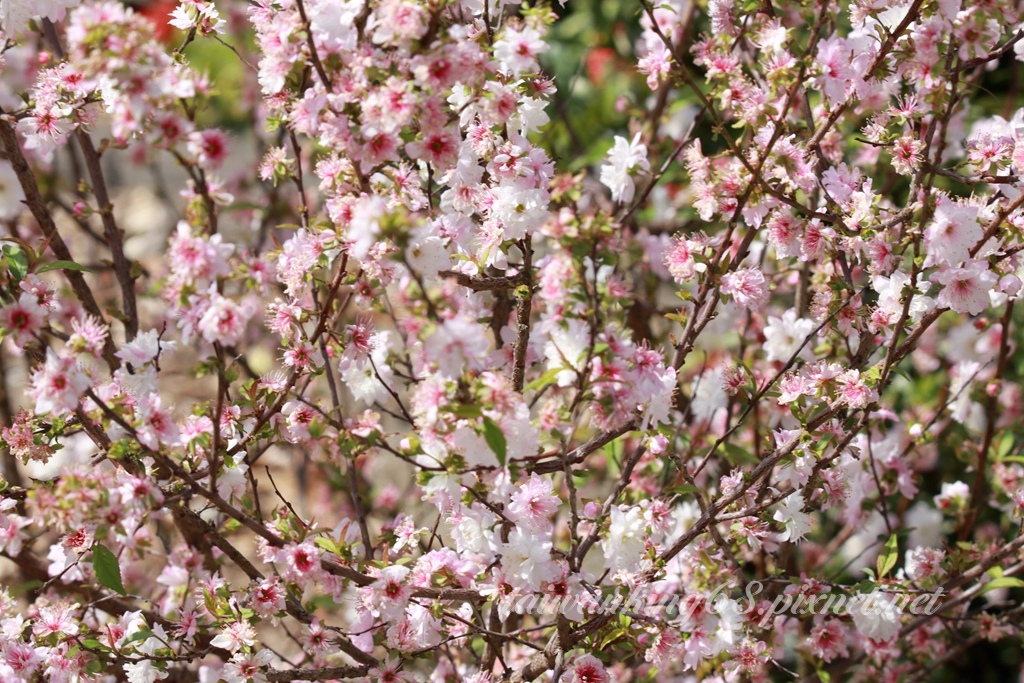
top-left (996, 434), bottom-right (1015, 460)
top-left (524, 367), bottom-right (562, 393)
top-left (92, 544), bottom-right (126, 596)
top-left (877, 533), bottom-right (899, 579)
top-left (720, 442), bottom-right (757, 465)
top-left (451, 404), bottom-right (482, 419)
top-left (314, 536), bottom-right (341, 555)
top-left (124, 628), bottom-right (153, 645)
top-left (598, 627), bottom-right (628, 649)
top-left (981, 576), bottom-right (1024, 595)
top-left (482, 416), bottom-right (507, 467)
top-left (36, 260), bottom-right (94, 274)
top-left (2, 245), bottom-right (28, 282)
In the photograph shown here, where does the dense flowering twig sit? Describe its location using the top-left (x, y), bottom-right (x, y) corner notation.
top-left (1, 0), bottom-right (1024, 681)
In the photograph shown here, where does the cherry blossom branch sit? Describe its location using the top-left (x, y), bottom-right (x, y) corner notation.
top-left (958, 299), bottom-right (1015, 540)
top-left (42, 19), bottom-right (139, 340)
top-left (0, 116), bottom-right (119, 370)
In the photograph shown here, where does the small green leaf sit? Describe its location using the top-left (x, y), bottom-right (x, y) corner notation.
top-left (314, 537), bottom-right (341, 555)
top-left (598, 627), bottom-right (628, 649)
top-left (2, 245), bottom-right (28, 282)
top-left (92, 544), bottom-right (126, 596)
top-left (36, 260), bottom-right (94, 274)
top-left (877, 533), bottom-right (899, 579)
top-left (524, 368), bottom-right (562, 393)
top-left (671, 483), bottom-right (700, 496)
top-left (451, 404), bottom-right (482, 419)
top-left (721, 442), bottom-right (757, 465)
top-left (482, 416), bottom-right (507, 467)
top-left (124, 628), bottom-right (153, 645)
top-left (981, 576), bottom-right (1024, 595)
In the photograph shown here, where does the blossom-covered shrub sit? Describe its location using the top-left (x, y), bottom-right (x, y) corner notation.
top-left (1, 0), bottom-right (1024, 680)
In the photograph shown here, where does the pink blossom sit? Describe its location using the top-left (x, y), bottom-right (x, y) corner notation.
top-left (569, 655), bottom-right (609, 683)
top-left (494, 25), bottom-right (549, 76)
top-left (507, 473), bottom-right (561, 532)
top-left (0, 292), bottom-right (46, 347)
top-left (924, 197), bottom-right (982, 266)
top-left (637, 46), bottom-right (672, 90)
top-left (931, 261), bottom-right (997, 315)
top-left (136, 394), bottom-right (180, 449)
top-left (29, 349), bottom-right (91, 416)
top-left (809, 620), bottom-right (849, 662)
top-left (721, 267), bottom-right (770, 310)
top-left (197, 293), bottom-right (253, 346)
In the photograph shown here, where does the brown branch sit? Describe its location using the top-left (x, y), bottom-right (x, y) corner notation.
top-left (73, 130), bottom-right (139, 340)
top-left (293, 0), bottom-right (332, 94)
top-left (0, 116), bottom-right (119, 371)
top-left (440, 269), bottom-right (527, 292)
top-left (958, 300), bottom-right (1014, 540)
top-left (266, 665), bottom-right (369, 682)
top-left (41, 19), bottom-right (138, 340)
top-left (511, 237), bottom-right (534, 392)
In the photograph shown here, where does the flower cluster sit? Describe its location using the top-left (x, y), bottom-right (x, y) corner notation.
top-left (1, 0), bottom-right (1024, 681)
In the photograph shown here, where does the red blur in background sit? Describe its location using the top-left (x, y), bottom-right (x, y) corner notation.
top-left (135, 0), bottom-right (178, 43)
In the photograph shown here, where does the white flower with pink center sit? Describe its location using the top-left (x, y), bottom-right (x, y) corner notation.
top-left (931, 261), bottom-right (997, 316)
top-left (197, 293), bottom-right (253, 346)
top-left (29, 349), bottom-right (91, 416)
top-left (0, 292), bottom-right (46, 347)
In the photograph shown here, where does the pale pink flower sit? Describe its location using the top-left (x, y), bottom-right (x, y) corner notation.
top-left (570, 654), bottom-right (609, 683)
top-left (136, 395), bottom-right (180, 449)
top-left (814, 36), bottom-right (856, 102)
top-left (167, 222), bottom-right (234, 284)
top-left (493, 25), bottom-right (549, 76)
top-left (32, 602), bottom-right (80, 638)
top-left (210, 621), bottom-right (257, 653)
top-left (197, 293), bottom-right (252, 346)
top-left (721, 268), bottom-right (769, 310)
top-left (2, 642), bottom-right (46, 677)
top-left (808, 619), bottom-right (849, 662)
top-left (891, 135), bottom-right (925, 175)
top-left (188, 128), bottom-right (230, 170)
top-left (664, 235), bottom-right (702, 283)
top-left (924, 197), bottom-right (982, 266)
top-left (0, 292), bottom-right (46, 347)
top-left (405, 127), bottom-right (460, 171)
top-left (931, 261), bottom-right (997, 315)
top-left (905, 546), bottom-right (945, 581)
top-left (637, 46), bottom-right (672, 90)
top-left (368, 566), bottom-right (412, 620)
top-left (281, 542), bottom-right (321, 581)
top-left (507, 473), bottom-right (561, 532)
top-left (834, 370), bottom-right (877, 410)
top-left (117, 329), bottom-right (176, 366)
top-left (29, 349), bottom-right (90, 416)
top-left (68, 315), bottom-right (108, 357)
